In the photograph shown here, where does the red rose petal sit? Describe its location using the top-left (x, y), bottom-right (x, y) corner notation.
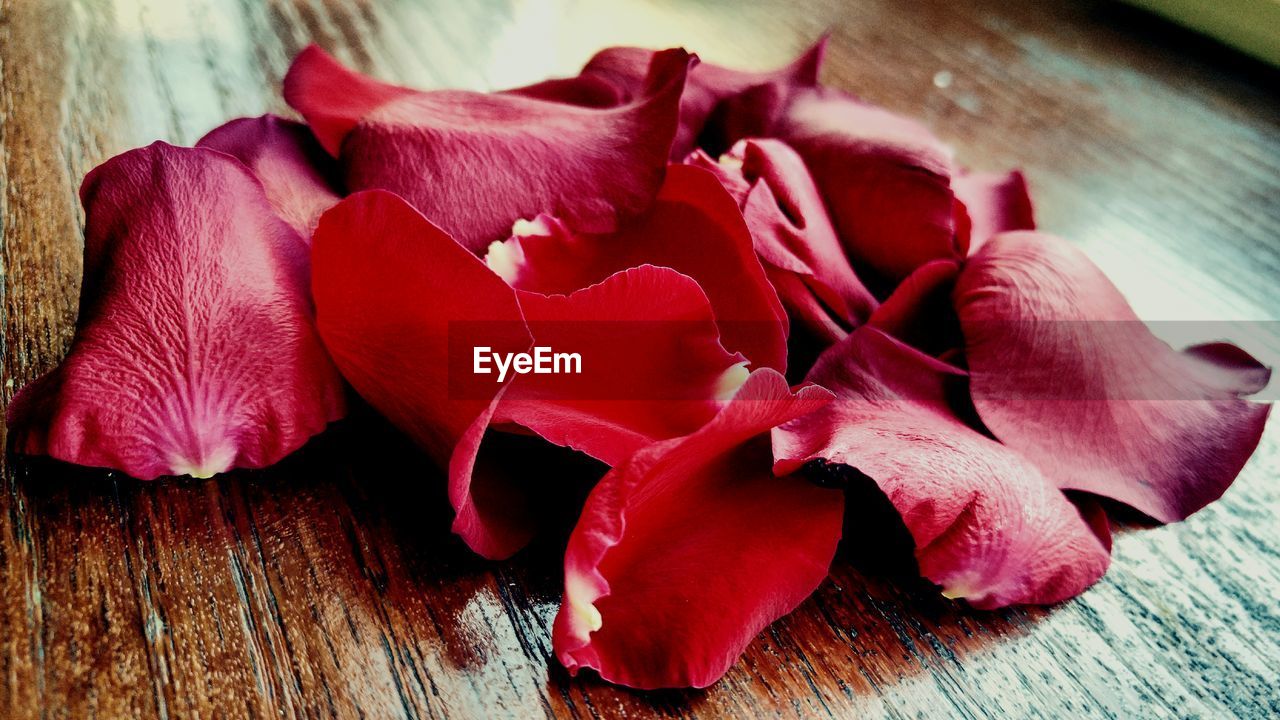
top-left (285, 44), bottom-right (690, 253)
top-left (500, 265), bottom-right (748, 466)
top-left (1072, 494), bottom-right (1114, 553)
top-left (313, 191), bottom-right (750, 559)
top-left (311, 188), bottom-right (531, 495)
top-left (954, 232), bottom-right (1272, 522)
top-left (683, 146), bottom-right (752, 202)
top-left (447, 397), bottom-right (536, 559)
top-left (522, 39), bottom-right (825, 159)
top-left (953, 170), bottom-right (1035, 252)
top-left (486, 165), bottom-right (788, 370)
top-left (689, 138), bottom-right (878, 343)
top-left (554, 369), bottom-right (842, 689)
top-left (311, 191), bottom-right (535, 559)
top-left (6, 143), bottom-right (345, 479)
top-left (455, 266), bottom-right (751, 559)
top-left (867, 258), bottom-right (962, 356)
top-left (773, 327), bottom-right (1111, 608)
top-left (503, 72), bottom-right (624, 107)
top-left (716, 87), bottom-right (965, 280)
top-left (1181, 341), bottom-right (1273, 396)
top-left (197, 114), bottom-right (342, 238)
top-left (280, 46), bottom-right (416, 156)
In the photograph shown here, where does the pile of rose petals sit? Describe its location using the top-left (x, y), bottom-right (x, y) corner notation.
top-left (7, 40), bottom-right (1272, 689)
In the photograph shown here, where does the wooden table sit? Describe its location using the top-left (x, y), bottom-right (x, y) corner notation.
top-left (3, 0), bottom-right (1278, 717)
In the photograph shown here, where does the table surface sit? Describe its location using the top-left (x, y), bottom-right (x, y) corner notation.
top-left (3, 0), bottom-right (1279, 718)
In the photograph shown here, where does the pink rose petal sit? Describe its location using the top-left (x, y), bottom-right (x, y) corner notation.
top-left (197, 114), bottom-right (342, 238)
top-left (311, 190), bottom-right (532, 557)
top-left (500, 265), bottom-right (747, 467)
top-left (7, 143), bottom-right (345, 479)
top-left (513, 40), bottom-right (826, 160)
top-left (868, 259), bottom-right (962, 356)
top-left (954, 231), bottom-right (1272, 522)
top-left (688, 138), bottom-right (878, 344)
top-left (953, 170), bottom-right (1035, 253)
top-left (285, 44), bottom-right (690, 253)
top-left (715, 86), bottom-right (966, 280)
top-left (773, 327), bottom-right (1111, 608)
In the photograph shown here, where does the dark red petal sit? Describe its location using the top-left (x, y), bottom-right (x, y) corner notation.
top-left (500, 265), bottom-right (748, 465)
top-left (554, 369), bottom-right (841, 689)
top-left (288, 46), bottom-right (690, 254)
top-left (690, 139), bottom-right (878, 342)
top-left (773, 328), bottom-right (1111, 608)
top-left (452, 422), bottom-right (609, 560)
top-left (452, 265), bottom-right (751, 559)
top-left (311, 190), bottom-right (532, 550)
top-left (684, 148), bottom-right (752, 203)
top-left (446, 397), bottom-right (538, 559)
top-left (1072, 494), bottom-right (1114, 554)
top-left (510, 39), bottom-right (825, 160)
top-left (502, 73), bottom-right (625, 107)
top-left (486, 165), bottom-right (788, 371)
top-left (717, 87), bottom-right (965, 280)
top-left (197, 114), bottom-right (342, 238)
top-left (868, 259), bottom-right (962, 356)
top-left (281, 45), bottom-right (417, 156)
top-left (6, 143), bottom-right (345, 479)
top-left (953, 170), bottom-right (1035, 252)
top-left (558, 39), bottom-right (825, 159)
top-left (1181, 341), bottom-right (1274, 395)
top-left (312, 194), bottom-right (746, 559)
top-left (954, 232), bottom-right (1272, 522)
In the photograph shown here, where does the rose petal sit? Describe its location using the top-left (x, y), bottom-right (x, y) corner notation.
top-left (954, 232), bottom-right (1272, 522)
top-left (953, 170), bottom-right (1035, 253)
top-left (285, 44), bottom-right (690, 253)
top-left (310, 191), bottom-right (537, 560)
top-left (486, 165), bottom-right (788, 370)
top-left (715, 87), bottom-right (965, 281)
top-left (554, 369), bottom-right (842, 689)
top-left (683, 147), bottom-right (752, 203)
top-left (500, 265), bottom-right (748, 466)
top-left (1072, 494), bottom-right (1114, 553)
top-left (500, 73), bottom-right (625, 108)
top-left (1181, 341), bottom-right (1274, 396)
top-left (197, 114), bottom-right (342, 238)
top-left (450, 422), bottom-right (607, 560)
top-left (520, 39), bottom-right (825, 159)
top-left (6, 143), bottom-right (345, 479)
top-left (867, 258), bottom-right (962, 356)
top-left (279, 46), bottom-right (416, 156)
top-left (313, 191), bottom-right (750, 558)
top-left (456, 265), bottom-right (751, 559)
top-left (509, 40), bottom-right (825, 158)
top-left (311, 189), bottom-right (531, 508)
top-left (689, 138), bottom-right (878, 343)
top-left (773, 327), bottom-right (1111, 608)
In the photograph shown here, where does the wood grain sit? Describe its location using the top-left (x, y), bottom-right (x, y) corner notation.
top-left (2, 0), bottom-right (1279, 717)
